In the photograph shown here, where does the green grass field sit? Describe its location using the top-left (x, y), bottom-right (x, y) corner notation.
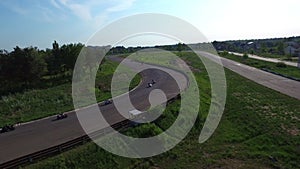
top-left (0, 59), bottom-right (141, 126)
top-left (25, 52), bottom-right (300, 169)
top-left (219, 52), bottom-right (300, 79)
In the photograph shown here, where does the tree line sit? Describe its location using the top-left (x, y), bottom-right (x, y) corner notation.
top-left (0, 42), bottom-right (190, 95)
top-left (107, 43), bottom-right (189, 55)
top-left (212, 36), bottom-right (300, 57)
top-left (0, 41), bottom-right (84, 95)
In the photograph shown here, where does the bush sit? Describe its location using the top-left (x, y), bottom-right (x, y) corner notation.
top-left (242, 53), bottom-right (249, 60)
top-left (276, 62), bottom-right (287, 68)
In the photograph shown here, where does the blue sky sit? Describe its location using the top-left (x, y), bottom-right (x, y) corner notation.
top-left (1, 0), bottom-right (300, 50)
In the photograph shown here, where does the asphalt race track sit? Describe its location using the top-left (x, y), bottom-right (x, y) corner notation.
top-left (0, 57), bottom-right (188, 164)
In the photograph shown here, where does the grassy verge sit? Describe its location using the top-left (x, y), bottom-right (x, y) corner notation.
top-left (219, 52), bottom-right (300, 79)
top-left (26, 52), bottom-right (300, 169)
top-left (0, 60), bottom-right (141, 126)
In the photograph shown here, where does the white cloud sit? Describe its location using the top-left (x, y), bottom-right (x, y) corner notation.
top-left (37, 4), bottom-right (67, 23)
top-left (69, 3), bottom-right (92, 20)
top-left (53, 0), bottom-right (136, 22)
top-left (58, 0), bottom-right (69, 5)
top-left (55, 0), bottom-right (92, 20)
top-left (11, 5), bottom-right (28, 15)
top-left (50, 0), bottom-right (62, 9)
top-left (107, 0), bottom-right (136, 12)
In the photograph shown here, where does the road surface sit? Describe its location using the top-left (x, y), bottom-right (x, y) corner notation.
top-left (0, 57), bottom-right (188, 164)
top-left (228, 51), bottom-right (298, 67)
top-left (198, 51), bottom-right (300, 100)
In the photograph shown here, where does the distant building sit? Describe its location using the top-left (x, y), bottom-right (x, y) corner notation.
top-left (285, 42), bottom-right (300, 57)
top-left (284, 42), bottom-right (300, 68)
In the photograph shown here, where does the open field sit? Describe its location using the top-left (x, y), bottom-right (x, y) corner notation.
top-left (25, 52), bottom-right (300, 169)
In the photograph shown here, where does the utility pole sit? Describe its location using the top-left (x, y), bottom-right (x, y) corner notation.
top-left (298, 53), bottom-right (300, 69)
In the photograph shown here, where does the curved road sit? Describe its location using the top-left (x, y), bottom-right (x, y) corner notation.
top-left (0, 57), bottom-right (188, 164)
top-left (2, 51), bottom-right (299, 165)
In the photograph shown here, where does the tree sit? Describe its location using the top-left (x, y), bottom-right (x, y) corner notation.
top-left (60, 43), bottom-right (84, 72)
top-left (45, 42), bottom-right (85, 78)
top-left (260, 42), bottom-right (267, 53)
top-left (177, 43), bottom-right (184, 52)
top-left (242, 53), bottom-right (249, 62)
top-left (9, 47), bottom-right (47, 83)
top-left (0, 46), bottom-right (47, 94)
top-left (0, 42), bottom-right (83, 94)
top-left (46, 41), bottom-right (63, 75)
top-left (276, 42), bottom-right (285, 55)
